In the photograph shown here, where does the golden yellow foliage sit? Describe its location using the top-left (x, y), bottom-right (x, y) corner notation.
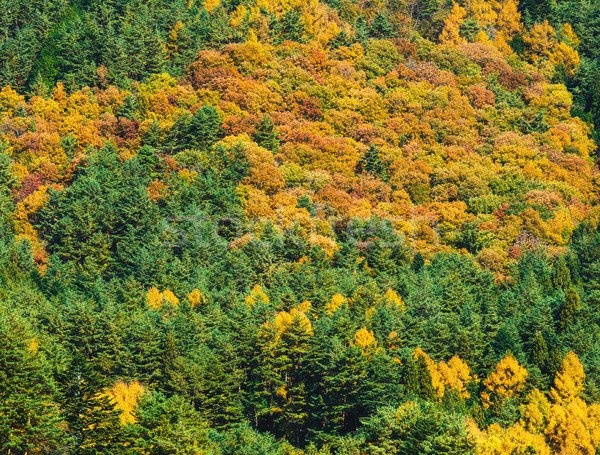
top-left (524, 20), bottom-right (556, 62)
top-left (520, 388), bottom-right (551, 433)
top-left (481, 354), bottom-right (528, 410)
top-left (298, 300), bottom-right (312, 313)
top-left (470, 0), bottom-right (497, 26)
top-left (546, 397), bottom-right (600, 454)
top-left (383, 289), bottom-right (406, 312)
top-left (493, 0), bottom-right (522, 39)
top-left (0, 86), bottom-right (25, 117)
top-left (439, 2), bottom-right (467, 45)
top-left (273, 307), bottom-right (313, 336)
top-left (438, 355), bottom-right (476, 399)
top-left (146, 287), bottom-right (179, 310)
top-left (308, 234), bottom-right (339, 257)
top-left (204, 0), bottom-right (220, 13)
top-left (550, 351), bottom-right (585, 405)
top-left (325, 293), bottom-right (345, 314)
top-left (365, 307), bottom-right (376, 321)
top-left (474, 423), bottom-right (551, 455)
top-left (549, 41), bottom-right (580, 77)
top-left (561, 23), bottom-right (580, 47)
top-left (105, 380), bottom-right (145, 425)
top-left (353, 327), bottom-right (378, 352)
top-left (412, 348), bottom-right (476, 400)
top-left (28, 339), bottom-right (39, 353)
top-left (245, 284), bottom-right (270, 308)
top-left (188, 289), bottom-right (207, 308)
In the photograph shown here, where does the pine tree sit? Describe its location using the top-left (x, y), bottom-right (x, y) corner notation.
top-left (132, 391), bottom-right (210, 452)
top-left (58, 355), bottom-right (129, 454)
top-left (420, 0), bottom-right (440, 20)
top-left (331, 29), bottom-right (351, 49)
top-left (530, 332), bottom-right (549, 371)
top-left (559, 287), bottom-right (580, 331)
top-left (405, 354), bottom-right (436, 401)
top-left (355, 16), bottom-right (369, 43)
top-left (0, 311), bottom-right (67, 453)
top-left (272, 8), bottom-right (306, 44)
top-left (118, 94), bottom-right (138, 121)
top-left (357, 144), bottom-right (388, 180)
top-left (411, 252), bottom-right (425, 273)
top-left (168, 105), bottom-right (222, 152)
top-left (369, 13), bottom-right (394, 39)
top-left (253, 115), bottom-right (280, 153)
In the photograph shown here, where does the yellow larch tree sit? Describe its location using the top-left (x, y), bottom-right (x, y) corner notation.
top-left (546, 397), bottom-right (600, 455)
top-left (523, 20), bottom-right (556, 63)
top-left (146, 287), bottom-right (179, 310)
top-left (273, 307), bottom-right (313, 338)
top-left (439, 2), bottom-right (467, 46)
top-left (520, 388), bottom-right (551, 433)
top-left (104, 380), bottom-right (145, 425)
top-left (470, 0), bottom-right (497, 28)
top-left (187, 289), bottom-right (207, 308)
top-left (412, 349), bottom-right (475, 400)
top-left (481, 354), bottom-right (528, 410)
top-left (475, 423), bottom-right (551, 455)
top-left (353, 327), bottom-right (378, 353)
top-left (438, 355), bottom-right (476, 399)
top-left (325, 293), bottom-right (345, 314)
top-left (245, 284), bottom-right (270, 309)
top-left (549, 351), bottom-right (585, 405)
top-left (549, 41), bottom-right (580, 77)
top-left (492, 0), bottom-right (522, 40)
top-left (382, 289), bottom-right (406, 312)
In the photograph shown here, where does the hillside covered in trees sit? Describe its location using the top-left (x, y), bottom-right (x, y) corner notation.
top-left (2, 0), bottom-right (600, 453)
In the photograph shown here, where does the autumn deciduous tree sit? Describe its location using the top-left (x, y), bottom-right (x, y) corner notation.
top-left (549, 351), bottom-right (585, 405)
top-left (439, 3), bottom-right (467, 45)
top-left (481, 354), bottom-right (528, 411)
top-left (520, 388), bottom-right (550, 433)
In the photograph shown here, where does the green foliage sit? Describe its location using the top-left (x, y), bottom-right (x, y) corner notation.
top-left (0, 308), bottom-right (67, 453)
top-left (357, 145), bottom-right (388, 181)
top-left (2, 0), bottom-right (600, 453)
top-left (168, 105), bottom-right (222, 153)
top-left (253, 115), bottom-right (280, 153)
top-left (360, 403), bottom-right (476, 454)
top-left (272, 8), bottom-right (306, 44)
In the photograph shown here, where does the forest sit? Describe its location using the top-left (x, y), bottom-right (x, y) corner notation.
top-left (2, 0), bottom-right (600, 453)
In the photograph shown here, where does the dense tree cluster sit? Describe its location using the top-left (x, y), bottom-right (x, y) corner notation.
top-left (2, 0), bottom-right (600, 453)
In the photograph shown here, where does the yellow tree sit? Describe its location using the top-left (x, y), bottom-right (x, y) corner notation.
top-left (520, 388), bottom-right (551, 433)
top-left (549, 42), bottom-right (580, 77)
top-left (474, 423), bottom-right (551, 455)
top-left (353, 327), bottom-right (378, 354)
top-left (493, 0), bottom-right (522, 39)
top-left (470, 0), bottom-right (497, 28)
top-left (187, 289), bottom-right (207, 308)
top-left (439, 2), bottom-right (467, 46)
top-left (325, 293), bottom-right (345, 314)
top-left (481, 354), bottom-right (528, 410)
top-left (146, 287), bottom-right (179, 310)
top-left (245, 284), bottom-right (270, 309)
top-left (438, 355), bottom-right (476, 399)
top-left (546, 397), bottom-right (600, 454)
top-left (549, 351), bottom-right (585, 405)
top-left (104, 381), bottom-right (145, 425)
top-left (523, 20), bottom-right (556, 62)
top-left (560, 23), bottom-right (580, 47)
